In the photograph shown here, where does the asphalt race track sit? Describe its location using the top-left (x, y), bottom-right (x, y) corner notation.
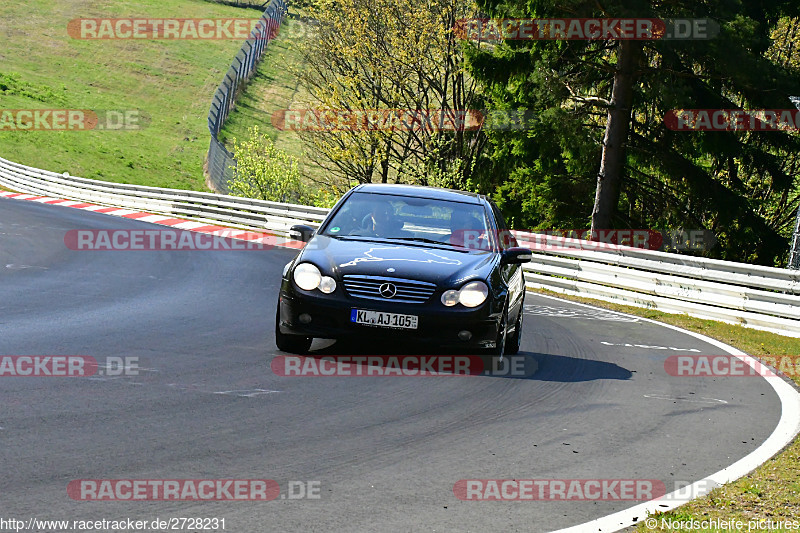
top-left (0, 195), bottom-right (785, 532)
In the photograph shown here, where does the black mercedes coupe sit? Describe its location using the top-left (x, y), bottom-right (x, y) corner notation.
top-left (275, 184), bottom-right (531, 356)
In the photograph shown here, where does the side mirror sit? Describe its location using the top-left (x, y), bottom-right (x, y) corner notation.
top-left (289, 224), bottom-right (316, 243)
top-left (501, 247), bottom-right (532, 265)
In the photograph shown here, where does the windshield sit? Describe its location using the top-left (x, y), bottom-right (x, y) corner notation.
top-left (322, 192), bottom-right (492, 250)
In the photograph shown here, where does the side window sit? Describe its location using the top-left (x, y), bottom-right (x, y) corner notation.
top-left (490, 202), bottom-right (517, 250)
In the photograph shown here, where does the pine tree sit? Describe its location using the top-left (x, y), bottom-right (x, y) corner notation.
top-left (467, 0), bottom-right (800, 264)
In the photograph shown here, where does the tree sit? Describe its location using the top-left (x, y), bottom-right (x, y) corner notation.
top-left (768, 16), bottom-right (800, 70)
top-left (592, 39), bottom-right (641, 232)
top-left (292, 0), bottom-right (487, 192)
top-left (467, 0), bottom-right (800, 264)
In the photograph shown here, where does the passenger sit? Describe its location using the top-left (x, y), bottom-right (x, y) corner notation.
top-left (449, 211), bottom-right (487, 249)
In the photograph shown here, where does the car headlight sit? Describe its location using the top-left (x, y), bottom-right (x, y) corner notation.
top-left (441, 290), bottom-right (459, 307)
top-left (458, 281), bottom-right (489, 308)
top-left (441, 281), bottom-right (489, 307)
top-left (293, 263), bottom-right (322, 291)
top-left (293, 263), bottom-right (337, 293)
top-left (318, 276), bottom-right (337, 294)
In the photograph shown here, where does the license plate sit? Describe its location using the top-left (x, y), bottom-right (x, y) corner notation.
top-left (351, 309), bottom-right (418, 330)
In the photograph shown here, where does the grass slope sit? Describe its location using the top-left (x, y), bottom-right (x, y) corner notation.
top-left (0, 0), bottom-right (258, 189)
top-left (216, 12), bottom-right (326, 184)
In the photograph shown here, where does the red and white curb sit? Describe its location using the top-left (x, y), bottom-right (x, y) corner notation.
top-left (0, 190), bottom-right (305, 250)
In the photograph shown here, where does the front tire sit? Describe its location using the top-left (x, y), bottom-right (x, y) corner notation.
top-left (487, 306), bottom-right (508, 361)
top-left (505, 305), bottom-right (523, 355)
top-left (275, 303), bottom-right (312, 354)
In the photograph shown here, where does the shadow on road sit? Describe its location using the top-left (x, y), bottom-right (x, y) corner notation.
top-left (274, 339), bottom-right (634, 383)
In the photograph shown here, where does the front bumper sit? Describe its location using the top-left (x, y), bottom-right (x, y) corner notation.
top-left (278, 285), bottom-right (503, 349)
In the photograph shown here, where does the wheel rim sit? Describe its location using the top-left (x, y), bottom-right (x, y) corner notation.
top-left (514, 308), bottom-right (523, 348)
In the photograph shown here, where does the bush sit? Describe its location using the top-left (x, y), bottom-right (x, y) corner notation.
top-left (227, 126), bottom-right (309, 203)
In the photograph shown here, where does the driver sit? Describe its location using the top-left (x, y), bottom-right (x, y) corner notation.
top-left (366, 203), bottom-right (392, 236)
top-left (349, 203), bottom-right (397, 237)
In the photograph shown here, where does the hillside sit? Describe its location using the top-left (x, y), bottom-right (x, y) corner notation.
top-left (0, 0), bottom-right (257, 189)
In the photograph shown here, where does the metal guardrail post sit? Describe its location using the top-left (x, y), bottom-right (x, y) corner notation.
top-left (244, 41), bottom-right (255, 75)
top-left (788, 96), bottom-right (800, 269)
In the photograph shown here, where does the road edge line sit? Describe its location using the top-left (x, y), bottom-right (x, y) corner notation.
top-left (534, 293), bottom-right (800, 533)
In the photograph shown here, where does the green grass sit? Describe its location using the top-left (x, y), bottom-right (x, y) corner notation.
top-left (527, 289), bottom-right (800, 532)
top-left (0, 0), bottom-right (262, 189)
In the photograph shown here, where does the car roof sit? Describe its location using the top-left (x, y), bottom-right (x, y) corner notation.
top-left (353, 183), bottom-right (485, 205)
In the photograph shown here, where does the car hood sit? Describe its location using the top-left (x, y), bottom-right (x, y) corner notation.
top-left (298, 235), bottom-right (496, 286)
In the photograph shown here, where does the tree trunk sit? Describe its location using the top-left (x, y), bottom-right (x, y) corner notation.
top-left (591, 39), bottom-right (641, 234)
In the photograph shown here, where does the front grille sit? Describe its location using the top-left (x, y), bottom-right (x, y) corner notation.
top-left (343, 275), bottom-right (436, 304)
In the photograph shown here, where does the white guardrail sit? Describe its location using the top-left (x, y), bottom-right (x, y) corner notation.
top-left (0, 155), bottom-right (328, 235)
top-left (2, 155), bottom-right (800, 337)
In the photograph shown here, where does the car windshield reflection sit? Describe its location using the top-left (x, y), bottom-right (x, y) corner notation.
top-left (322, 192), bottom-right (492, 250)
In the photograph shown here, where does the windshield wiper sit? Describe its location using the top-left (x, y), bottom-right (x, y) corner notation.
top-left (384, 237), bottom-right (450, 245)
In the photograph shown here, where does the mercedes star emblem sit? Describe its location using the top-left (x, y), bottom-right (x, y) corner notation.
top-left (379, 283), bottom-right (397, 298)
